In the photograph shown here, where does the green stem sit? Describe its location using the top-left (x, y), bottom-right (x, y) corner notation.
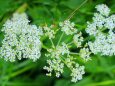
top-left (70, 52), bottom-right (79, 55)
top-left (76, 24), bottom-right (86, 28)
top-left (67, 0), bottom-right (88, 20)
top-left (67, 41), bottom-right (73, 45)
top-left (57, 32), bottom-right (64, 46)
top-left (15, 3), bottom-right (28, 13)
top-left (42, 43), bottom-right (49, 50)
top-left (50, 39), bottom-right (55, 48)
top-left (60, 56), bottom-right (73, 71)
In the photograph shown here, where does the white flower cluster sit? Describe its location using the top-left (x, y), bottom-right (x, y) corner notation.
top-left (73, 32), bottom-right (84, 48)
top-left (65, 57), bottom-right (85, 82)
top-left (43, 25), bottom-right (55, 39)
top-left (86, 4), bottom-right (115, 56)
top-left (44, 42), bottom-right (69, 77)
top-left (44, 42), bottom-right (85, 82)
top-left (88, 32), bottom-right (115, 56)
top-left (71, 64), bottom-right (85, 82)
top-left (95, 4), bottom-right (110, 16)
top-left (0, 13), bottom-right (43, 62)
top-left (44, 58), bottom-right (64, 77)
top-left (80, 47), bottom-right (91, 61)
top-left (59, 20), bottom-right (77, 35)
top-left (73, 32), bottom-right (91, 61)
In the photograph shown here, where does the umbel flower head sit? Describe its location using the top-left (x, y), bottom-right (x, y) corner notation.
top-left (43, 25), bottom-right (56, 39)
top-left (0, 13), bottom-right (43, 62)
top-left (86, 4), bottom-right (115, 56)
top-left (59, 20), bottom-right (77, 35)
top-left (43, 20), bottom-right (91, 82)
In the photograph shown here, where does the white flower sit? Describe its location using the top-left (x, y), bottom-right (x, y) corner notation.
top-left (44, 42), bottom-right (69, 77)
top-left (93, 13), bottom-right (105, 28)
top-left (0, 13), bottom-right (43, 62)
top-left (59, 42), bottom-right (70, 55)
top-left (73, 32), bottom-right (84, 47)
top-left (86, 22), bottom-right (98, 36)
top-left (71, 64), bottom-right (85, 83)
top-left (45, 53), bottom-right (86, 82)
top-left (88, 32), bottom-right (115, 56)
top-left (95, 4), bottom-right (110, 16)
top-left (80, 48), bottom-right (91, 61)
top-left (104, 15), bottom-right (115, 30)
top-left (59, 20), bottom-right (77, 35)
top-left (43, 25), bottom-right (55, 39)
top-left (64, 57), bottom-right (85, 82)
top-left (44, 41), bottom-right (86, 82)
top-left (47, 42), bottom-right (70, 58)
top-left (86, 4), bottom-right (115, 56)
top-left (86, 13), bottom-right (105, 36)
top-left (65, 57), bottom-right (75, 68)
top-left (43, 58), bottom-right (64, 78)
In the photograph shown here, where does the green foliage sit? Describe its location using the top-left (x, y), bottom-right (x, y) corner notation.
top-left (0, 0), bottom-right (115, 86)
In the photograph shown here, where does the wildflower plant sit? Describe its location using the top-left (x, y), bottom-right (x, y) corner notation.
top-left (0, 0), bottom-right (114, 84)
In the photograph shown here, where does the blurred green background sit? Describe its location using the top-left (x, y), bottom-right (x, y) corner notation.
top-left (0, 0), bottom-right (115, 86)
